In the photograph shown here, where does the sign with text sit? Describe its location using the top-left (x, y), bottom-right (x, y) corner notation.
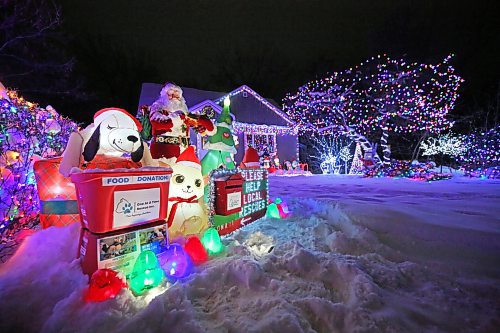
top-left (210, 169), bottom-right (268, 235)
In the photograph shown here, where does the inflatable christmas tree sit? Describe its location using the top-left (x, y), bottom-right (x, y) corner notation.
top-left (201, 97), bottom-right (236, 176)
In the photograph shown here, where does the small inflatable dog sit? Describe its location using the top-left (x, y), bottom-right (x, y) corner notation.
top-left (60, 108), bottom-right (156, 176)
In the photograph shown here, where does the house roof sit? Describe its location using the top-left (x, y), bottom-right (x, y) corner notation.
top-left (138, 83), bottom-right (296, 127)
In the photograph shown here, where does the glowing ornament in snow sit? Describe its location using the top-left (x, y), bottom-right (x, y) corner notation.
top-left (201, 228), bottom-right (224, 255)
top-left (129, 250), bottom-right (164, 295)
top-left (162, 243), bottom-right (192, 280)
top-left (84, 269), bottom-right (127, 302)
top-left (266, 198), bottom-right (290, 219)
top-left (183, 236), bottom-right (208, 265)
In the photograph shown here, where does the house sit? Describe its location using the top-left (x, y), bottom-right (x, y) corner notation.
top-left (138, 84), bottom-right (298, 165)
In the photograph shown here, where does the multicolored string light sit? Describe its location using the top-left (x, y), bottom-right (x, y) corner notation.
top-left (283, 54), bottom-right (462, 137)
top-left (458, 126), bottom-right (499, 179)
top-left (0, 90), bottom-right (76, 243)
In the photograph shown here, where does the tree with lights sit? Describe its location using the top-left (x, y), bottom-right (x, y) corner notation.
top-left (283, 54), bottom-right (462, 167)
top-left (0, 87), bottom-right (76, 259)
top-left (420, 133), bottom-right (467, 172)
top-left (458, 126), bottom-right (500, 179)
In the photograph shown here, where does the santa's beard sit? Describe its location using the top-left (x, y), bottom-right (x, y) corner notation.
top-left (150, 96), bottom-right (189, 120)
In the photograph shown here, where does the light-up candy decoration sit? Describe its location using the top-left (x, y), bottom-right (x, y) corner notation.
top-left (266, 198), bottom-right (291, 219)
top-left (129, 250), bottom-right (164, 295)
top-left (276, 198), bottom-right (290, 218)
top-left (183, 236), bottom-right (208, 265)
top-left (84, 268), bottom-right (127, 302)
top-left (200, 228), bottom-right (224, 255)
top-left (162, 243), bottom-right (192, 280)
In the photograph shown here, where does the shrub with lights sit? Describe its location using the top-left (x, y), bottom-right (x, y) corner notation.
top-left (0, 89), bottom-right (76, 246)
top-left (364, 160), bottom-right (452, 182)
top-left (459, 126), bottom-right (500, 179)
top-left (283, 54), bottom-right (462, 167)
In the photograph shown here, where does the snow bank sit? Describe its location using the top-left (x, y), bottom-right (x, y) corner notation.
top-left (1, 175), bottom-right (499, 332)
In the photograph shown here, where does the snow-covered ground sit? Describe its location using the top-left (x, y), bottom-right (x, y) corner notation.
top-left (1, 175), bottom-right (499, 332)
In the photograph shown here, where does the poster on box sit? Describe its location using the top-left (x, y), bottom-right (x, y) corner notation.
top-left (138, 224), bottom-right (168, 254)
top-left (210, 169), bottom-right (268, 235)
top-left (96, 223), bottom-right (168, 278)
top-left (113, 188), bottom-right (161, 229)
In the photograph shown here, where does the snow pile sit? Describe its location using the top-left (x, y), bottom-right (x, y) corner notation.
top-left (1, 176), bottom-right (499, 332)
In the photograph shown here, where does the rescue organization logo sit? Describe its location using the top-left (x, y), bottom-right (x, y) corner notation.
top-left (115, 198), bottom-right (133, 214)
top-left (113, 188), bottom-right (161, 229)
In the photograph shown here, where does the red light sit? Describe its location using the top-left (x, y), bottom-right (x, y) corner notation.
top-left (84, 269), bottom-right (127, 302)
top-left (183, 236), bottom-right (208, 265)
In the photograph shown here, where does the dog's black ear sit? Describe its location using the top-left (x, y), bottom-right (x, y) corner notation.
top-left (131, 140), bottom-right (144, 162)
top-left (83, 124), bottom-right (101, 162)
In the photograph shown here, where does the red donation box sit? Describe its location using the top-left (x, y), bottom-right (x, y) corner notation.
top-left (214, 173), bottom-right (243, 216)
top-left (33, 157), bottom-right (79, 228)
top-left (70, 169), bottom-right (172, 234)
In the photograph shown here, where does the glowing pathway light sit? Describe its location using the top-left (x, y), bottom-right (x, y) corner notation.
top-left (84, 268), bottom-right (127, 302)
top-left (201, 228), bottom-right (224, 255)
top-left (129, 250), bottom-right (164, 295)
top-left (162, 243), bottom-right (192, 280)
top-left (184, 236), bottom-right (208, 265)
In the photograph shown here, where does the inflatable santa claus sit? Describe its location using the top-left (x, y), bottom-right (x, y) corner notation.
top-left (149, 83), bottom-right (215, 165)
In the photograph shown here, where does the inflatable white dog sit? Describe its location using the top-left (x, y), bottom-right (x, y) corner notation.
top-left (60, 108), bottom-right (156, 176)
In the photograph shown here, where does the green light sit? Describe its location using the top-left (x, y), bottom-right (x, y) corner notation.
top-left (201, 228), bottom-right (224, 255)
top-left (266, 202), bottom-right (281, 219)
top-left (129, 250), bottom-right (164, 295)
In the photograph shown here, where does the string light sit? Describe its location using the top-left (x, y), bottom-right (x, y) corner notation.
top-left (0, 90), bottom-right (76, 241)
top-left (458, 126), bottom-right (500, 179)
top-left (283, 54), bottom-right (462, 164)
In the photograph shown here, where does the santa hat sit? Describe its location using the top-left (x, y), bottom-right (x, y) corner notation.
top-left (240, 147), bottom-right (260, 168)
top-left (176, 146), bottom-right (201, 170)
top-left (93, 108), bottom-right (142, 131)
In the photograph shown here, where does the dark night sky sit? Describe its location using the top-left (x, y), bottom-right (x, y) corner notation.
top-left (56, 0), bottom-right (499, 121)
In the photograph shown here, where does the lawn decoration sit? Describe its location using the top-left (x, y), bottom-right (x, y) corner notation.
top-left (33, 157), bottom-right (79, 228)
top-left (201, 97), bottom-right (237, 176)
top-left (129, 250), bottom-right (164, 295)
top-left (166, 146), bottom-right (209, 239)
top-left (184, 235), bottom-right (208, 265)
top-left (266, 198), bottom-right (290, 219)
top-left (162, 243), bottom-right (192, 280)
top-left (200, 227), bottom-right (224, 255)
top-left (149, 83), bottom-right (215, 165)
top-left (208, 168), bottom-right (268, 235)
top-left (84, 268), bottom-right (127, 302)
top-left (239, 147), bottom-right (260, 169)
top-left (59, 108), bottom-right (156, 177)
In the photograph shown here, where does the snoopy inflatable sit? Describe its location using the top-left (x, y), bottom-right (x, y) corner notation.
top-left (59, 108), bottom-right (156, 176)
